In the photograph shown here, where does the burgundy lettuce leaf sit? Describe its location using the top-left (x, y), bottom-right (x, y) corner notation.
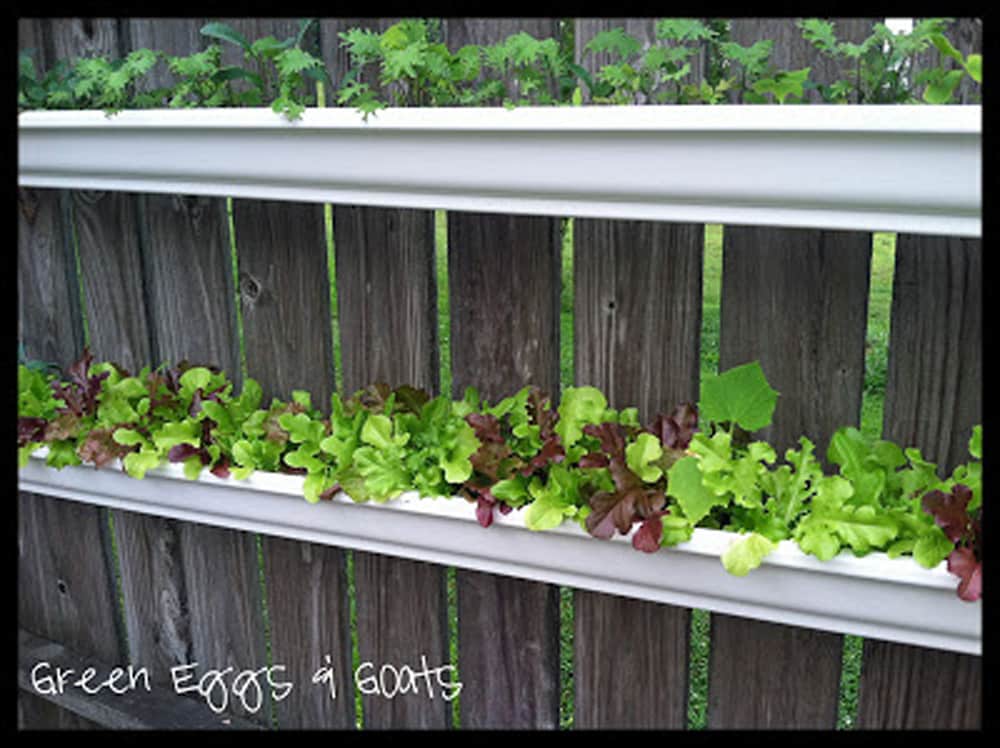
top-left (318, 482), bottom-right (340, 502)
top-left (468, 440), bottom-right (512, 483)
top-left (467, 413), bottom-right (504, 444)
top-left (947, 547), bottom-right (982, 602)
top-left (188, 384), bottom-right (228, 418)
top-left (476, 495), bottom-right (496, 528)
top-left (18, 417), bottom-right (48, 447)
top-left (43, 412), bottom-right (83, 441)
top-left (210, 457), bottom-right (232, 480)
top-left (948, 547), bottom-right (982, 601)
top-left (923, 485), bottom-right (982, 601)
top-left (526, 387), bottom-right (559, 438)
top-left (457, 484), bottom-right (513, 529)
top-left (167, 443), bottom-right (203, 463)
top-left (50, 347), bottom-right (109, 417)
top-left (78, 428), bottom-right (135, 468)
top-left (146, 372), bottom-right (181, 414)
top-left (582, 422), bottom-right (666, 539)
top-left (645, 402), bottom-right (698, 450)
top-left (632, 511), bottom-right (667, 553)
top-left (464, 412), bottom-right (518, 485)
top-left (922, 485), bottom-right (973, 543)
top-left (520, 434), bottom-right (565, 477)
top-left (578, 451), bottom-right (610, 468)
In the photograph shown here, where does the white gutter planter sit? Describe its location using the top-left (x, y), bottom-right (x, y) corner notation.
top-left (19, 453), bottom-right (981, 655)
top-left (18, 105), bottom-right (981, 237)
top-left (17, 104), bottom-right (982, 657)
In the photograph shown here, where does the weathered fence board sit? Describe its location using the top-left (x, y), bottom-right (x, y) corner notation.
top-left (882, 236), bottom-right (983, 471)
top-left (17, 187), bottom-right (82, 367)
top-left (233, 200), bottom-right (331, 400)
top-left (442, 18), bottom-right (564, 729)
top-left (332, 202), bottom-right (449, 731)
top-left (856, 640), bottom-right (982, 728)
top-left (709, 618), bottom-right (845, 726)
top-left (64, 17), bottom-right (272, 727)
top-left (125, 20), bottom-right (240, 371)
top-left (233, 192), bottom-right (353, 728)
top-left (856, 234), bottom-right (982, 729)
top-left (238, 209), bottom-right (346, 739)
top-left (571, 219), bottom-right (702, 728)
top-left (447, 212), bottom-right (563, 726)
top-left (708, 17), bottom-right (878, 729)
top-left (332, 202), bottom-right (448, 729)
top-left (72, 189), bottom-right (153, 368)
top-left (18, 19), bottom-right (126, 731)
top-left (319, 16), bottom-right (451, 729)
top-left (571, 21), bottom-right (703, 727)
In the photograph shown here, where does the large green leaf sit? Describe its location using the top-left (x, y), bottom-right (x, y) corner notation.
top-left (699, 361), bottom-right (778, 432)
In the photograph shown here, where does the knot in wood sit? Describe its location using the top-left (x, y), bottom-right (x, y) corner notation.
top-left (240, 273), bottom-right (261, 301)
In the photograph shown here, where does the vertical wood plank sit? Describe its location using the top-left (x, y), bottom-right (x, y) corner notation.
top-left (707, 17), bottom-right (878, 729)
top-left (332, 205), bottom-right (447, 730)
top-left (234, 199), bottom-right (334, 402)
top-left (320, 16), bottom-right (450, 729)
top-left (17, 186), bottom-right (83, 366)
top-left (709, 618), bottom-right (846, 726)
top-left (71, 189), bottom-right (153, 368)
top-left (233, 189), bottom-right (344, 734)
top-left (258, 537), bottom-right (354, 728)
top-left (571, 18), bottom-right (704, 729)
top-left (856, 239), bottom-right (982, 728)
top-left (719, 226), bottom-right (872, 455)
top-left (882, 236), bottom-right (982, 471)
top-left (232, 187), bottom-right (353, 727)
top-left (856, 641), bottom-right (981, 728)
top-left (331, 173), bottom-right (447, 729)
top-left (571, 221), bottom-right (700, 727)
top-left (333, 205), bottom-right (440, 394)
top-left (443, 18), bottom-right (563, 729)
top-left (447, 214), bottom-right (563, 726)
top-left (855, 24), bottom-right (982, 727)
top-left (18, 492), bottom-right (123, 666)
top-left (17, 19), bottom-right (125, 730)
top-left (75, 17), bottom-right (270, 726)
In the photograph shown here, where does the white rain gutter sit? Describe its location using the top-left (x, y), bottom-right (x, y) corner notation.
top-left (19, 454), bottom-right (981, 655)
top-left (17, 105), bottom-right (981, 237)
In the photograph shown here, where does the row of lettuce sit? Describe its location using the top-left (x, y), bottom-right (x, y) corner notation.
top-left (18, 350), bottom-right (981, 601)
top-left (19, 18), bottom-right (981, 119)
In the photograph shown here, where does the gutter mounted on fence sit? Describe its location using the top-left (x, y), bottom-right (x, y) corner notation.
top-left (17, 104), bottom-right (983, 658)
top-left (20, 452), bottom-right (982, 655)
top-left (17, 105), bottom-right (981, 237)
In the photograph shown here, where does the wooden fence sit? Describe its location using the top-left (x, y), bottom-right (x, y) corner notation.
top-left (17, 18), bottom-right (982, 729)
